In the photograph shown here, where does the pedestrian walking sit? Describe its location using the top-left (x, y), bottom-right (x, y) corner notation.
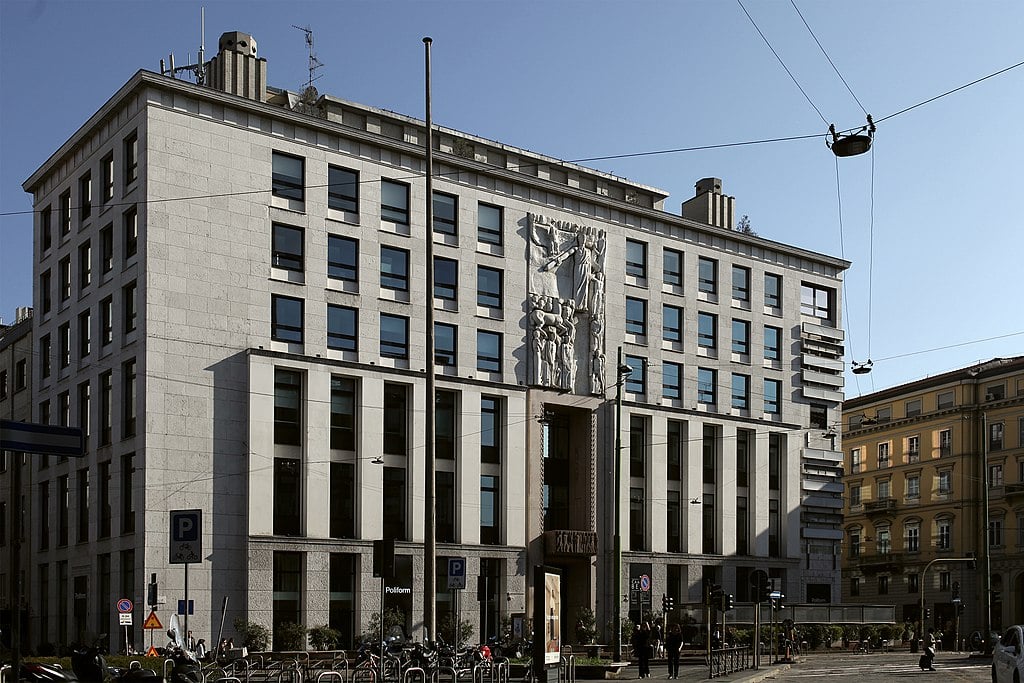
top-left (665, 623), bottom-right (683, 679)
top-left (632, 622), bottom-right (652, 678)
top-left (919, 628), bottom-right (936, 671)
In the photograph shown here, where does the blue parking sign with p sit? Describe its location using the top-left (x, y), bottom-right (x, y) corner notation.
top-left (170, 509), bottom-right (202, 564)
top-left (448, 557), bottom-right (466, 590)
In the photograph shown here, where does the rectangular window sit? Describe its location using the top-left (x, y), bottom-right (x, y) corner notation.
top-left (702, 493), bottom-right (716, 554)
top-left (59, 255), bottom-right (71, 301)
top-left (100, 296), bottom-right (113, 347)
top-left (765, 273), bottom-right (782, 308)
top-left (99, 371), bottom-right (112, 446)
top-left (477, 266), bottom-right (503, 310)
top-left (39, 482), bottom-right (50, 549)
top-left (40, 335), bottom-right (51, 379)
top-left (906, 399), bottom-right (922, 417)
top-left (937, 519), bottom-right (951, 549)
top-left (330, 463), bottom-right (355, 538)
top-left (810, 403), bottom-right (828, 429)
top-left (629, 415), bottom-right (646, 478)
top-left (40, 270), bottom-right (51, 314)
top-left (906, 524), bottom-right (920, 552)
top-left (327, 235), bottom-right (358, 282)
top-left (731, 319), bottom-right (750, 355)
top-left (327, 305), bottom-right (357, 351)
top-left (59, 390), bottom-right (70, 426)
top-left (477, 330), bottom-right (502, 373)
top-left (77, 381), bottom-right (90, 448)
top-left (58, 474), bottom-right (69, 546)
top-left (481, 396), bottom-right (502, 464)
top-left (78, 240), bottom-right (91, 291)
top-left (877, 479), bottom-right (891, 499)
top-left (631, 487), bottom-right (646, 551)
top-left (41, 205), bottom-right (53, 253)
top-left (122, 359), bottom-right (136, 438)
top-left (768, 499), bottom-right (780, 556)
top-left (625, 297), bottom-right (647, 336)
top-left (273, 458), bottom-right (301, 535)
top-left (122, 281), bottom-right (137, 334)
top-left (478, 202), bottom-right (503, 245)
top-left (731, 373), bottom-right (750, 410)
top-left (60, 190), bottom-right (72, 236)
top-left (663, 362), bottom-right (682, 400)
top-left (480, 475), bottom-right (500, 544)
top-left (764, 378), bottom-right (781, 414)
top-left (663, 304), bottom-right (683, 342)
top-left (98, 461), bottom-right (111, 538)
top-left (908, 435), bottom-right (920, 461)
top-left (698, 312), bottom-right (716, 349)
top-left (434, 256), bottom-right (458, 300)
top-left (663, 248), bottom-right (683, 286)
top-left (435, 322), bottom-right (457, 366)
top-left (938, 471), bottom-right (952, 494)
top-left (800, 282), bottom-right (835, 322)
top-left (101, 153), bottom-right (114, 203)
top-left (667, 491), bottom-right (681, 553)
top-left (383, 467), bottom-right (406, 539)
top-left (990, 463), bottom-right (1004, 487)
top-left (878, 442), bottom-right (890, 468)
top-left (667, 420), bottom-right (683, 481)
top-left (383, 383), bottom-right (408, 455)
top-left (380, 179), bottom-right (409, 225)
top-left (436, 471), bottom-right (455, 543)
top-left (939, 428), bottom-right (952, 456)
top-left (121, 453), bottom-right (135, 533)
top-left (380, 245), bottom-right (410, 291)
top-left (274, 369), bottom-right (302, 446)
top-left (850, 577), bottom-right (860, 597)
top-left (697, 367), bottom-right (716, 405)
top-left (624, 355), bottom-right (645, 394)
top-left (272, 223), bottom-right (304, 271)
top-left (737, 429), bottom-right (751, 487)
top-left (271, 152), bottom-right (304, 201)
top-left (100, 224), bottom-right (113, 274)
top-left (123, 207), bottom-right (137, 260)
top-left (271, 295), bottom-right (304, 344)
top-left (991, 422), bottom-right (1004, 450)
top-left (764, 326), bottom-right (781, 360)
top-left (79, 172), bottom-right (92, 223)
top-left (330, 376), bottom-right (356, 451)
top-left (878, 576), bottom-right (889, 595)
top-left (907, 475), bottom-right (920, 499)
top-left (327, 165), bottom-right (359, 214)
top-left (380, 313), bottom-right (409, 359)
top-left (77, 468), bottom-right (89, 543)
top-left (736, 495), bottom-right (749, 555)
top-left (769, 433), bottom-right (782, 491)
top-left (698, 257), bottom-right (717, 294)
top-left (433, 191), bottom-right (457, 236)
top-left (732, 265), bottom-right (750, 301)
top-left (78, 310), bottom-right (91, 359)
top-left (625, 239), bottom-right (647, 278)
top-left (850, 448), bottom-right (862, 474)
top-left (124, 131), bottom-right (138, 186)
top-left (58, 322), bottom-right (71, 369)
top-left (850, 485), bottom-right (861, 506)
top-left (435, 390), bottom-right (456, 460)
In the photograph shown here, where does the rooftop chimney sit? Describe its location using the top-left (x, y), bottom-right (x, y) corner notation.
top-left (681, 177), bottom-right (735, 230)
top-left (207, 31), bottom-right (267, 102)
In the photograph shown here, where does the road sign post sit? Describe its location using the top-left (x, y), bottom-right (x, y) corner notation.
top-left (170, 510), bottom-right (202, 643)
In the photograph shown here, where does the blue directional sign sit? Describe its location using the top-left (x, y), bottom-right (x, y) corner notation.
top-left (169, 509), bottom-right (202, 564)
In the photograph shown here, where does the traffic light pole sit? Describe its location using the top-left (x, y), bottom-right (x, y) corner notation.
top-left (918, 556), bottom-right (977, 641)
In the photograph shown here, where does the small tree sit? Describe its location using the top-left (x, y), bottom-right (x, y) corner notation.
top-left (735, 215), bottom-right (757, 236)
top-left (575, 607), bottom-right (598, 644)
top-left (438, 612), bottom-right (474, 647)
top-left (308, 625), bottom-right (341, 651)
top-left (361, 606), bottom-right (406, 642)
top-left (276, 622), bottom-right (309, 651)
top-left (233, 618), bottom-right (271, 652)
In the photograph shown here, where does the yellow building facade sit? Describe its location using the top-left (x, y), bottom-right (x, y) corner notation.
top-left (842, 357), bottom-right (1024, 643)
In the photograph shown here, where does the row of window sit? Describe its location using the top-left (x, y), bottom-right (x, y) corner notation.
top-left (849, 517), bottom-right (955, 556)
top-left (41, 131), bottom-right (138, 254)
top-left (852, 381), bottom-right (1017, 427)
top-left (272, 152), bottom-right (504, 245)
top-left (851, 420), bottom-right (1024, 475)
top-left (627, 301), bottom-right (784, 358)
top-left (621, 354), bottom-right (784, 413)
top-left (39, 208), bottom-right (138, 317)
top-left (850, 469), bottom-right (953, 505)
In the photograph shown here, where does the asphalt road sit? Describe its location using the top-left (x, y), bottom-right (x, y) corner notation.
top-left (753, 650), bottom-right (992, 682)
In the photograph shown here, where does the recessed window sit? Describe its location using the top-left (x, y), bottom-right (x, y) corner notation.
top-left (433, 191), bottom-right (457, 236)
top-left (327, 235), bottom-right (358, 282)
top-left (764, 378), bottom-right (781, 414)
top-left (697, 367), bottom-right (716, 405)
top-left (625, 297), bottom-right (647, 336)
top-left (380, 313), bottom-right (409, 359)
top-left (765, 273), bottom-right (782, 309)
top-left (626, 239), bottom-right (647, 279)
top-left (271, 295), bottom-right (304, 344)
top-left (731, 319), bottom-right (750, 355)
top-left (801, 282), bottom-right (835, 322)
top-left (698, 312), bottom-right (716, 349)
top-left (905, 399), bottom-right (922, 417)
top-left (327, 166), bottom-right (359, 214)
top-left (40, 205), bottom-right (52, 253)
top-left (78, 310), bottom-right (91, 358)
top-left (478, 202), bottom-right (503, 246)
top-left (381, 180), bottom-right (409, 225)
top-left (59, 256), bottom-right (71, 301)
top-left (39, 335), bottom-right (51, 379)
top-left (39, 270), bottom-right (51, 314)
top-left (79, 172), bottom-right (92, 223)
top-left (663, 362), bottom-right (682, 400)
top-left (698, 257), bottom-right (717, 294)
top-left (271, 152), bottom-right (304, 202)
top-left (937, 391), bottom-right (954, 409)
top-left (481, 396), bottom-right (502, 464)
top-left (434, 257), bottom-right (458, 301)
top-left (272, 223), bottom-right (304, 272)
top-left (327, 305), bottom-right (357, 351)
top-left (663, 248), bottom-right (683, 287)
top-left (732, 265), bottom-right (750, 301)
top-left (477, 266), bottom-right (503, 310)
top-left (124, 131), bottom-right (138, 186)
top-left (330, 377), bottom-right (356, 451)
top-left (381, 246), bottom-right (410, 292)
top-left (663, 304), bottom-right (683, 342)
top-left (764, 326), bottom-right (782, 361)
top-left (78, 240), bottom-right (91, 292)
top-left (100, 296), bottom-right (113, 347)
top-left (731, 373), bottom-right (750, 410)
top-left (477, 330), bottom-right (502, 373)
top-left (100, 224), bottom-right (113, 274)
top-left (624, 355), bottom-right (645, 394)
top-left (123, 207), bottom-right (138, 261)
top-left (435, 322), bottom-right (457, 366)
top-left (15, 358), bottom-right (28, 391)
top-left (59, 190), bottom-right (72, 236)
top-left (274, 369), bottom-right (302, 446)
top-left (101, 153), bottom-right (115, 203)
top-left (122, 282), bottom-right (137, 334)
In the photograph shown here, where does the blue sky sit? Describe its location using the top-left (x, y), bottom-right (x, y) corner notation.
top-left (1, 0), bottom-right (1021, 397)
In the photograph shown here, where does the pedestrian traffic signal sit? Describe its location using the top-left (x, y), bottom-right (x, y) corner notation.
top-left (723, 594), bottom-right (735, 611)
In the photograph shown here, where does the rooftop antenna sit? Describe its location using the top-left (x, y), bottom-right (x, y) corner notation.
top-left (159, 7), bottom-right (207, 85)
top-left (293, 25), bottom-right (324, 93)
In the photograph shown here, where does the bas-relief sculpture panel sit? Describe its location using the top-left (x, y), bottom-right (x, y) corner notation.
top-left (528, 213), bottom-right (607, 395)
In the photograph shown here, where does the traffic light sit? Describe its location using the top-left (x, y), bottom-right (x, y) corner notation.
top-left (957, 603), bottom-right (966, 616)
top-left (709, 584), bottom-right (724, 609)
top-left (952, 581), bottom-right (960, 600)
top-left (148, 573), bottom-right (158, 607)
top-left (924, 608), bottom-right (931, 619)
top-left (723, 594), bottom-right (735, 611)
top-left (662, 594), bottom-right (674, 612)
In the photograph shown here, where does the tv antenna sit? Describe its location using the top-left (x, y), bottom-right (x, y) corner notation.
top-left (293, 25), bottom-right (324, 92)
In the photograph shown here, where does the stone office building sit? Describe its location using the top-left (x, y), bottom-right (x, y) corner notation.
top-left (13, 31), bottom-right (847, 651)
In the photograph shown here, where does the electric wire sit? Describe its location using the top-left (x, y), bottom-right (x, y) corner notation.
top-left (790, 0), bottom-right (868, 116)
top-left (736, 0), bottom-right (830, 126)
top-left (866, 143), bottom-right (877, 393)
top-left (832, 155), bottom-right (862, 396)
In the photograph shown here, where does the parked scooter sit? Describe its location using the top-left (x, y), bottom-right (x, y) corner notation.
top-left (19, 662), bottom-right (80, 683)
top-left (71, 635), bottom-right (162, 683)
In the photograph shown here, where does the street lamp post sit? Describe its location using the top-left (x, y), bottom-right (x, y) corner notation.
top-left (612, 347), bottom-right (631, 661)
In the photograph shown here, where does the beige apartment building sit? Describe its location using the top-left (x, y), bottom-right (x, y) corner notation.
top-left (842, 356), bottom-right (1024, 640)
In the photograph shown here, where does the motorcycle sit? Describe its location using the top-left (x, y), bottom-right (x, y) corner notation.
top-left (19, 662), bottom-right (79, 683)
top-left (71, 635), bottom-right (162, 683)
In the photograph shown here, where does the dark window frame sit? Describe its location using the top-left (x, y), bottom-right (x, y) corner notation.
top-left (271, 294), bottom-right (304, 344)
top-left (327, 304), bottom-right (358, 351)
top-left (271, 151), bottom-right (305, 202)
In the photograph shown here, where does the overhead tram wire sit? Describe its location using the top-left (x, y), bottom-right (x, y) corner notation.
top-left (790, 0), bottom-right (868, 117)
top-left (832, 155), bottom-right (863, 396)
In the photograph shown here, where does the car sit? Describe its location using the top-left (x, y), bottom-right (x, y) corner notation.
top-left (993, 625), bottom-right (1024, 683)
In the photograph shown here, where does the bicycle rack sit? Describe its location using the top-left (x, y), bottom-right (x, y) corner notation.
top-left (351, 666), bottom-right (378, 683)
top-left (316, 670), bottom-right (346, 683)
top-left (401, 665), bottom-right (428, 683)
top-left (558, 654), bottom-right (575, 683)
top-left (1, 663), bottom-right (11, 683)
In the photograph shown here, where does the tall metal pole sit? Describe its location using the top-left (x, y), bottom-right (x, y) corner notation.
top-left (422, 36), bottom-right (437, 643)
top-left (613, 346), bottom-right (623, 661)
top-left (981, 411), bottom-right (992, 654)
top-left (10, 450), bottom-right (23, 678)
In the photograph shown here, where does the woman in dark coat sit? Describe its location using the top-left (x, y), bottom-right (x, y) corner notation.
top-left (664, 623), bottom-right (683, 679)
top-left (632, 622), bottom-right (652, 678)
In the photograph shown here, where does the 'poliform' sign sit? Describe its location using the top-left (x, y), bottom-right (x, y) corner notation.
top-left (386, 586), bottom-right (412, 595)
